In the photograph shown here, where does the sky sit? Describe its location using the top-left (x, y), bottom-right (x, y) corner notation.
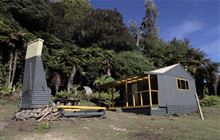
top-left (90, 0), bottom-right (220, 62)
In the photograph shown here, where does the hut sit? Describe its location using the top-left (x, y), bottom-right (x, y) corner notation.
top-left (97, 64), bottom-right (198, 115)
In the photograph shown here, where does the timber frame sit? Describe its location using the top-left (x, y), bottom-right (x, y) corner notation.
top-left (97, 64), bottom-right (199, 115)
top-left (97, 74), bottom-right (159, 110)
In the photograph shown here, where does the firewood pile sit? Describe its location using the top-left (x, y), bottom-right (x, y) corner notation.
top-left (15, 104), bottom-right (60, 121)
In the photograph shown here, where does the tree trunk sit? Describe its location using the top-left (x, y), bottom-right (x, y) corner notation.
top-left (136, 26), bottom-right (144, 48)
top-left (107, 68), bottom-right (111, 77)
top-left (213, 73), bottom-right (219, 96)
top-left (7, 53), bottom-right (13, 88)
top-left (55, 73), bottom-right (61, 94)
top-left (9, 50), bottom-right (18, 88)
top-left (136, 30), bottom-right (141, 47)
top-left (106, 61), bottom-right (111, 77)
top-left (67, 65), bottom-right (76, 92)
top-left (50, 72), bottom-right (61, 96)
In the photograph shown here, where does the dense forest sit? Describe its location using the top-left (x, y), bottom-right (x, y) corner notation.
top-left (0, 0), bottom-right (219, 97)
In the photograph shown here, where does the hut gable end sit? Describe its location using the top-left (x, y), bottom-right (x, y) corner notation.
top-left (150, 64), bottom-right (194, 80)
top-left (165, 64), bottom-right (194, 80)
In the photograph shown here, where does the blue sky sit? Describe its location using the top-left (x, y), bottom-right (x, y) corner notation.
top-left (91, 0), bottom-right (220, 62)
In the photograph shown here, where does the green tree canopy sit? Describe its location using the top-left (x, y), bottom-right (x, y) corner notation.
top-left (112, 51), bottom-right (155, 78)
top-left (75, 9), bottom-right (135, 52)
top-left (49, 0), bottom-right (91, 42)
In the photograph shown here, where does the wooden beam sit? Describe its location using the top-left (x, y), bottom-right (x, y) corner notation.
top-left (148, 74), bottom-right (152, 108)
top-left (57, 105), bottom-right (106, 110)
top-left (195, 93), bottom-right (204, 120)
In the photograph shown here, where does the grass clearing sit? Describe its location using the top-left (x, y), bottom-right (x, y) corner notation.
top-left (0, 98), bottom-right (219, 140)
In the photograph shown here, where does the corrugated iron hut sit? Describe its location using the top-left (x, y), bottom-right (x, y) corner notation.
top-left (97, 64), bottom-right (198, 115)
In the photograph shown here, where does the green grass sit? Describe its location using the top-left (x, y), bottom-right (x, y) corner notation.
top-left (0, 98), bottom-right (219, 140)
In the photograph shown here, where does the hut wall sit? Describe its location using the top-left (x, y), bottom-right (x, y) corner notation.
top-left (163, 79), bottom-right (197, 113)
top-left (157, 65), bottom-right (198, 114)
top-left (157, 75), bottom-right (168, 107)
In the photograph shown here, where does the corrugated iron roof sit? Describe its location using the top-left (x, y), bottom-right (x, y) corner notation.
top-left (150, 63), bottom-right (180, 74)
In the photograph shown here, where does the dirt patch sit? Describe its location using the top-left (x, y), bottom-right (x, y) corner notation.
top-left (130, 131), bottom-right (161, 140)
top-left (3, 119), bottom-right (34, 132)
top-left (0, 122), bottom-right (8, 131)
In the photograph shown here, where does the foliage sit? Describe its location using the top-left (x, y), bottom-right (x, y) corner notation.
top-left (112, 51), bottom-right (155, 78)
top-left (200, 96), bottom-right (220, 107)
top-left (80, 48), bottom-right (116, 86)
top-left (79, 100), bottom-right (96, 106)
top-left (7, 0), bottom-right (52, 32)
top-left (93, 75), bottom-right (114, 86)
top-left (91, 91), bottom-right (120, 105)
top-left (55, 90), bottom-right (70, 99)
top-left (0, 8), bottom-right (35, 88)
top-left (142, 0), bottom-right (159, 37)
top-left (75, 9), bottom-right (135, 51)
top-left (34, 121), bottom-right (50, 133)
top-left (136, 0), bottom-right (159, 46)
top-left (70, 90), bottom-right (90, 101)
top-left (49, 0), bottom-right (91, 42)
top-left (0, 0), bottom-right (219, 96)
top-left (0, 86), bottom-right (12, 97)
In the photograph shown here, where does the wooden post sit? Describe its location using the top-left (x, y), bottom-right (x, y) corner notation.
top-left (98, 91), bottom-right (101, 106)
top-left (132, 93), bottom-right (135, 106)
top-left (195, 93), bottom-right (204, 120)
top-left (111, 88), bottom-right (114, 107)
top-left (148, 75), bottom-right (152, 108)
top-left (125, 82), bottom-right (128, 107)
top-left (140, 93), bottom-right (143, 106)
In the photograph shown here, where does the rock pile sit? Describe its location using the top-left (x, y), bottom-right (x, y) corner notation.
top-left (15, 104), bottom-right (60, 121)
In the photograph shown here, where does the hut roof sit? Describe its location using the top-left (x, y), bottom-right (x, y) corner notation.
top-left (149, 63), bottom-right (180, 74)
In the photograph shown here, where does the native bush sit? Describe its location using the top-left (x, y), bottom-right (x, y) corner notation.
top-left (0, 87), bottom-right (12, 97)
top-left (91, 90), bottom-right (120, 106)
top-left (55, 90), bottom-right (70, 99)
top-left (200, 96), bottom-right (220, 107)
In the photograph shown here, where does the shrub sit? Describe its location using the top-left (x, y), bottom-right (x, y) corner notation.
top-left (200, 96), bottom-right (220, 107)
top-left (55, 90), bottom-right (70, 99)
top-left (0, 87), bottom-right (12, 97)
top-left (90, 90), bottom-right (120, 105)
top-left (80, 100), bottom-right (96, 106)
top-left (34, 121), bottom-right (50, 133)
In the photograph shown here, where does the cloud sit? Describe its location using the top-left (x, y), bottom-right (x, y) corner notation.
top-left (200, 39), bottom-right (220, 62)
top-left (161, 19), bottom-right (205, 40)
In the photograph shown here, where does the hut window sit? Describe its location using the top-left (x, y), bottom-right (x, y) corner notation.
top-left (176, 78), bottom-right (189, 90)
